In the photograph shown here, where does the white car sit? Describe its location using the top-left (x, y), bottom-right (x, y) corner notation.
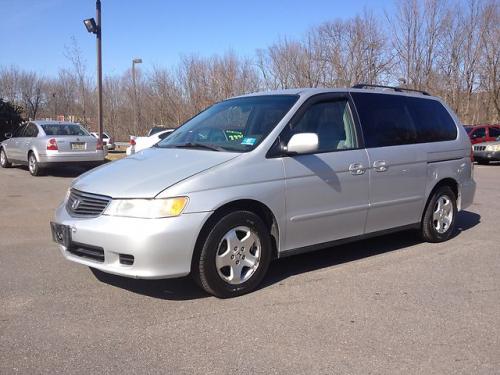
top-left (90, 132), bottom-right (115, 150)
top-left (126, 129), bottom-right (174, 155)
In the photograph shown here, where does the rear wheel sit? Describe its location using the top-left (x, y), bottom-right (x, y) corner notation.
top-left (0, 148), bottom-right (12, 168)
top-left (193, 211), bottom-right (272, 298)
top-left (421, 186), bottom-right (457, 242)
top-left (28, 152), bottom-right (43, 176)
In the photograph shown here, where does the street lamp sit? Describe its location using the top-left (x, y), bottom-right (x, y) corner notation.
top-left (83, 0), bottom-right (103, 147)
top-left (132, 58), bottom-right (142, 135)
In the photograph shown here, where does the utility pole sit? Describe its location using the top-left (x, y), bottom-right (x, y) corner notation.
top-left (132, 58), bottom-right (142, 135)
top-left (96, 0), bottom-right (103, 144)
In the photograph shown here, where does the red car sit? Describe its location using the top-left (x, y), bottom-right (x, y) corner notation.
top-left (465, 124), bottom-right (500, 144)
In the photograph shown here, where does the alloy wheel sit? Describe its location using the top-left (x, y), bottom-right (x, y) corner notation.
top-left (215, 226), bottom-right (261, 285)
top-left (432, 195), bottom-right (453, 234)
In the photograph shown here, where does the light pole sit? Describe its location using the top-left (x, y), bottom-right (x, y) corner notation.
top-left (52, 93), bottom-right (57, 119)
top-left (83, 0), bottom-right (103, 146)
top-left (132, 58), bottom-right (142, 135)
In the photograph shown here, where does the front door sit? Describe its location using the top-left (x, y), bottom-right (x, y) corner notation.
top-left (279, 94), bottom-right (370, 252)
top-left (6, 125), bottom-right (27, 161)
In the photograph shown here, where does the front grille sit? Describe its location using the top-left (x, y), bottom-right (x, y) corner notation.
top-left (474, 145), bottom-right (486, 151)
top-left (68, 242), bottom-right (105, 263)
top-left (66, 189), bottom-right (111, 218)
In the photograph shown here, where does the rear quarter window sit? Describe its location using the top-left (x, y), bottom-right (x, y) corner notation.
top-left (351, 93), bottom-right (457, 147)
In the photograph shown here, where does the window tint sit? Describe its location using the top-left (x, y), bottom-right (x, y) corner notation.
top-left (41, 124), bottom-right (89, 136)
top-left (284, 99), bottom-right (358, 152)
top-left (488, 127), bottom-right (500, 138)
top-left (471, 128), bottom-right (486, 138)
top-left (13, 125), bottom-right (26, 137)
top-left (406, 97), bottom-right (457, 142)
top-left (351, 93), bottom-right (416, 147)
top-left (352, 93), bottom-right (457, 147)
top-left (24, 123), bottom-right (39, 138)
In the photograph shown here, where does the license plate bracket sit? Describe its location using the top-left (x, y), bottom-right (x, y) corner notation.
top-left (50, 222), bottom-right (72, 247)
top-left (71, 142), bottom-right (85, 151)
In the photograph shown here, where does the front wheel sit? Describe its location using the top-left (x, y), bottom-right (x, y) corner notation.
top-left (421, 186), bottom-right (457, 242)
top-left (193, 211), bottom-right (272, 298)
top-left (0, 148), bottom-right (12, 168)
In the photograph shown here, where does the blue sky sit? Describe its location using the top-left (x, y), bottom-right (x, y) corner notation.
top-left (1, 0), bottom-right (394, 76)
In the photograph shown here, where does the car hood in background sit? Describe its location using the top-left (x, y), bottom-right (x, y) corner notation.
top-left (72, 147), bottom-right (240, 198)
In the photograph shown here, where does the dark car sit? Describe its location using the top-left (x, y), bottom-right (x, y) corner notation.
top-left (465, 124), bottom-right (500, 144)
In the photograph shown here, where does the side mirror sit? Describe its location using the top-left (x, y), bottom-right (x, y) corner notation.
top-left (4, 132), bottom-right (12, 139)
top-left (286, 133), bottom-right (319, 154)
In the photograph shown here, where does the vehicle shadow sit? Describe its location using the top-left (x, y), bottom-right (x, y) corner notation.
top-left (263, 210), bottom-right (480, 288)
top-left (90, 210), bottom-right (480, 300)
top-left (90, 269), bottom-right (209, 300)
top-left (13, 164), bottom-right (101, 178)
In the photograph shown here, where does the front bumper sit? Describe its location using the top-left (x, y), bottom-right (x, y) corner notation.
top-left (53, 202), bottom-right (211, 279)
top-left (473, 150), bottom-right (500, 161)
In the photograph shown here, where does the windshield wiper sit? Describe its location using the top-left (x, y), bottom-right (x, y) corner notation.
top-left (172, 142), bottom-right (224, 151)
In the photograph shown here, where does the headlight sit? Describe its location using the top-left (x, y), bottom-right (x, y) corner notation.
top-left (486, 144), bottom-right (500, 151)
top-left (103, 197), bottom-right (188, 218)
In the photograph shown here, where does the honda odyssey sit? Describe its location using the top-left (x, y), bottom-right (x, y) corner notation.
top-left (51, 85), bottom-right (476, 298)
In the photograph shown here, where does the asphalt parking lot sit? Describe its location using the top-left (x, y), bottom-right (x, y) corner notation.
top-left (0, 163), bottom-right (499, 374)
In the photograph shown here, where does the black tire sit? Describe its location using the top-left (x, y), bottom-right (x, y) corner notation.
top-left (477, 160), bottom-right (489, 165)
top-left (28, 152), bottom-right (43, 176)
top-left (421, 186), bottom-right (457, 243)
top-left (193, 210), bottom-right (272, 298)
top-left (0, 148), bottom-right (12, 168)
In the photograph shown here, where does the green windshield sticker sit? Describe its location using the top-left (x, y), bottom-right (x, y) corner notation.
top-left (241, 137), bottom-right (256, 146)
top-left (225, 130), bottom-right (244, 141)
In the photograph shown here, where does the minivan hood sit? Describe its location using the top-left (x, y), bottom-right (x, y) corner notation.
top-left (72, 147), bottom-right (240, 198)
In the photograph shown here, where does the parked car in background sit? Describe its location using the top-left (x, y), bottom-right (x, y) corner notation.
top-left (91, 131), bottom-right (115, 150)
top-left (51, 86), bottom-right (475, 298)
top-left (473, 136), bottom-right (500, 164)
top-left (126, 129), bottom-right (174, 155)
top-left (1, 121), bottom-right (107, 176)
top-left (147, 126), bottom-right (174, 137)
top-left (465, 124), bottom-right (500, 144)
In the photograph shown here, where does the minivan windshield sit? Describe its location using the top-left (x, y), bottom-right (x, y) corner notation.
top-left (156, 95), bottom-right (298, 152)
top-left (41, 124), bottom-right (89, 136)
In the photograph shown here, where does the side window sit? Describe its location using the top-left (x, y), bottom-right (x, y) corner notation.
top-left (285, 99), bottom-right (358, 153)
top-left (406, 98), bottom-right (457, 142)
top-left (25, 123), bottom-right (39, 138)
top-left (471, 128), bottom-right (486, 139)
top-left (158, 131), bottom-right (172, 140)
top-left (352, 93), bottom-right (417, 147)
top-left (488, 127), bottom-right (500, 138)
top-left (13, 125), bottom-right (26, 138)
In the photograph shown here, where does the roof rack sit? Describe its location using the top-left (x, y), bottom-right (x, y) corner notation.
top-left (352, 83), bottom-right (430, 96)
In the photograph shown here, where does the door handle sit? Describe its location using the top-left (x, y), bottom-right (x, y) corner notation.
top-left (349, 163), bottom-right (365, 175)
top-left (373, 160), bottom-right (388, 172)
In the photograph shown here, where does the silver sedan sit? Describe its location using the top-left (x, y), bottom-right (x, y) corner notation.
top-left (0, 121), bottom-right (107, 176)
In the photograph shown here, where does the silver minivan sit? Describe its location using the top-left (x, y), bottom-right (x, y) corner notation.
top-left (51, 86), bottom-right (476, 298)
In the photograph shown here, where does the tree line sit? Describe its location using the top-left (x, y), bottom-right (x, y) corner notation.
top-left (0, 0), bottom-right (498, 140)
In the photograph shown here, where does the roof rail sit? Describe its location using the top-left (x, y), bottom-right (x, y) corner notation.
top-left (352, 83), bottom-right (430, 96)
